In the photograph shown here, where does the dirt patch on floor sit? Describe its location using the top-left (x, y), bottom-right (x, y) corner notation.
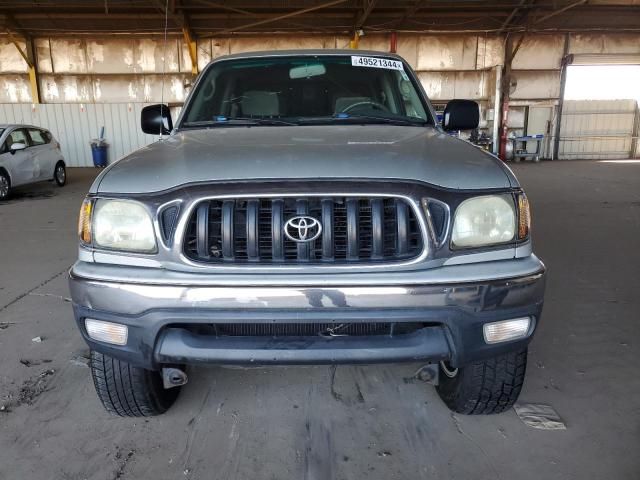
top-left (0, 368), bottom-right (55, 413)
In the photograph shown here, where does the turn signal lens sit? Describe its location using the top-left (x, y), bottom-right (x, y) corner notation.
top-left (517, 194), bottom-right (531, 240)
top-left (483, 317), bottom-right (531, 344)
top-left (78, 198), bottom-right (93, 244)
top-left (85, 319), bottom-right (128, 345)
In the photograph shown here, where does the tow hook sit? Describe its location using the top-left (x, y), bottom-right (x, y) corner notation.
top-left (162, 367), bottom-right (188, 389)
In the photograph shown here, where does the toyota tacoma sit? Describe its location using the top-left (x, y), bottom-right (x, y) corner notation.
top-left (69, 50), bottom-right (546, 416)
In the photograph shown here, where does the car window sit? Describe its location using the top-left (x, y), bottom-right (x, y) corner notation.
top-left (2, 129), bottom-right (29, 153)
top-left (182, 55), bottom-right (431, 127)
top-left (28, 129), bottom-right (48, 146)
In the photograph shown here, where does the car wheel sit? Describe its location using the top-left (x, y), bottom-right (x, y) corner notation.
top-left (90, 351), bottom-right (180, 417)
top-left (435, 348), bottom-right (527, 415)
top-left (54, 162), bottom-right (66, 187)
top-left (0, 171), bottom-right (10, 200)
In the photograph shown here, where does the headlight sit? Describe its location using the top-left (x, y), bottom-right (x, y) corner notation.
top-left (451, 195), bottom-right (515, 248)
top-left (92, 199), bottom-right (157, 253)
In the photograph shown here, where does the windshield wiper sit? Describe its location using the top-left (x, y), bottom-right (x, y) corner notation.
top-left (297, 114), bottom-right (427, 126)
top-left (349, 114), bottom-right (427, 126)
top-left (182, 117), bottom-right (298, 128)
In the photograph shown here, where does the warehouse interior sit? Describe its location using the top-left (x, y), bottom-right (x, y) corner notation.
top-left (1, 1), bottom-right (639, 479)
top-left (2, 1), bottom-right (639, 163)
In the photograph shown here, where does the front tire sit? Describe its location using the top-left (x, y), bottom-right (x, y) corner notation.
top-left (54, 161), bottom-right (66, 187)
top-left (436, 348), bottom-right (527, 415)
top-left (0, 171), bottom-right (10, 200)
top-left (90, 351), bottom-right (180, 417)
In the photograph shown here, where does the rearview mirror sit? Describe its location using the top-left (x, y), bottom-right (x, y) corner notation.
top-left (141, 104), bottom-right (173, 135)
top-left (442, 100), bottom-right (480, 131)
top-left (10, 143), bottom-right (26, 154)
top-left (289, 63), bottom-right (326, 79)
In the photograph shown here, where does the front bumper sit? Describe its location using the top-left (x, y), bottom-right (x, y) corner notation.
top-left (69, 257), bottom-right (546, 370)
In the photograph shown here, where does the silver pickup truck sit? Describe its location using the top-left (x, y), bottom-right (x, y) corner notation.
top-left (69, 50), bottom-right (546, 417)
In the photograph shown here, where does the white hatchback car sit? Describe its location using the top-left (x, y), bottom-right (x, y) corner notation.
top-left (0, 124), bottom-right (66, 200)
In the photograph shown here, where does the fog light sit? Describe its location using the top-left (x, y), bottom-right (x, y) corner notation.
top-left (483, 317), bottom-right (531, 344)
top-left (85, 319), bottom-right (128, 345)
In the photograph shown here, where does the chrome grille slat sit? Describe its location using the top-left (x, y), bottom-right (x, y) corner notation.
top-left (371, 198), bottom-right (384, 259)
top-left (183, 196), bottom-right (423, 264)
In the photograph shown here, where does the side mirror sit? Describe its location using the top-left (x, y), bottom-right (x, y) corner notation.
top-left (141, 104), bottom-right (173, 135)
top-left (10, 143), bottom-right (27, 154)
top-left (442, 100), bottom-right (479, 131)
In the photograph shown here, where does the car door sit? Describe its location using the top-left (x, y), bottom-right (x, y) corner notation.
top-left (0, 128), bottom-right (34, 187)
top-left (26, 128), bottom-right (53, 181)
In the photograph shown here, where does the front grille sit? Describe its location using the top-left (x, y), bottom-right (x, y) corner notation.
top-left (183, 196), bottom-right (423, 264)
top-left (193, 323), bottom-right (424, 337)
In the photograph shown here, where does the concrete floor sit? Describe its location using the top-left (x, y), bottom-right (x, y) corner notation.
top-left (0, 161), bottom-right (639, 480)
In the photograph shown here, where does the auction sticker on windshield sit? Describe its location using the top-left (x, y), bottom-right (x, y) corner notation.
top-left (351, 56), bottom-right (404, 71)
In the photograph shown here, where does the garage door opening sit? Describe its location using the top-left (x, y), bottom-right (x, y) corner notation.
top-left (565, 65), bottom-right (640, 101)
top-left (558, 63), bottom-right (640, 160)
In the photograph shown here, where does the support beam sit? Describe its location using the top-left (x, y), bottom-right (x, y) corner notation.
top-left (533, 0), bottom-right (588, 24)
top-left (511, 33), bottom-right (526, 60)
top-left (182, 16), bottom-right (198, 75)
top-left (498, 34), bottom-right (517, 161)
top-left (201, 0), bottom-right (348, 37)
top-left (394, 0), bottom-right (424, 28)
top-left (497, 0), bottom-right (530, 34)
top-left (355, 0), bottom-right (378, 29)
top-left (150, 1), bottom-right (199, 74)
top-left (25, 37), bottom-right (40, 104)
top-left (190, 0), bottom-right (255, 17)
top-left (190, 0), bottom-right (330, 33)
top-left (182, 27), bottom-right (198, 74)
top-left (349, 31), bottom-right (359, 49)
top-left (149, 0), bottom-right (185, 28)
top-left (553, 35), bottom-right (571, 161)
top-left (4, 19), bottom-right (40, 104)
top-left (492, 65), bottom-right (502, 155)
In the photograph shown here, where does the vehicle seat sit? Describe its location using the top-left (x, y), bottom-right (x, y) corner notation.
top-left (240, 91), bottom-right (280, 116)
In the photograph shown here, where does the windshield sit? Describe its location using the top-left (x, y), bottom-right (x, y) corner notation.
top-left (180, 55), bottom-right (431, 128)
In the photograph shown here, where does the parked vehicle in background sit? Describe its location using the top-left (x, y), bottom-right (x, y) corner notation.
top-left (0, 124), bottom-right (66, 200)
top-left (70, 50), bottom-right (546, 417)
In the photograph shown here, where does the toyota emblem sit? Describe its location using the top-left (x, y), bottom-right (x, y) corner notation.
top-left (284, 216), bottom-right (322, 243)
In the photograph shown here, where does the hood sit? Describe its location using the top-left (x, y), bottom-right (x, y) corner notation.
top-left (93, 125), bottom-right (514, 194)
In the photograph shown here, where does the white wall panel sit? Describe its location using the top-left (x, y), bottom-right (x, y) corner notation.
top-left (476, 36), bottom-right (504, 69)
top-left (559, 99), bottom-right (637, 159)
top-left (510, 71), bottom-right (561, 99)
top-left (0, 40), bottom-right (29, 73)
top-left (511, 35), bottom-right (564, 70)
top-left (0, 102), bottom-right (158, 167)
top-left (417, 36), bottom-right (478, 70)
top-left (570, 34), bottom-right (640, 55)
top-left (0, 75), bottom-right (32, 103)
top-left (396, 36), bottom-right (419, 67)
top-left (416, 70), bottom-right (489, 101)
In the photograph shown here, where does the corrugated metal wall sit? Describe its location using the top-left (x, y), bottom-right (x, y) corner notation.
top-left (558, 99), bottom-right (639, 159)
top-left (0, 103), bottom-right (159, 166)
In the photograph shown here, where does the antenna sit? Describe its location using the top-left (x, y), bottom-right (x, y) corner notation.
top-left (159, 0), bottom-right (169, 139)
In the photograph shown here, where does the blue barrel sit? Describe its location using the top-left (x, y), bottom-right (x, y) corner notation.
top-left (91, 144), bottom-right (108, 168)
